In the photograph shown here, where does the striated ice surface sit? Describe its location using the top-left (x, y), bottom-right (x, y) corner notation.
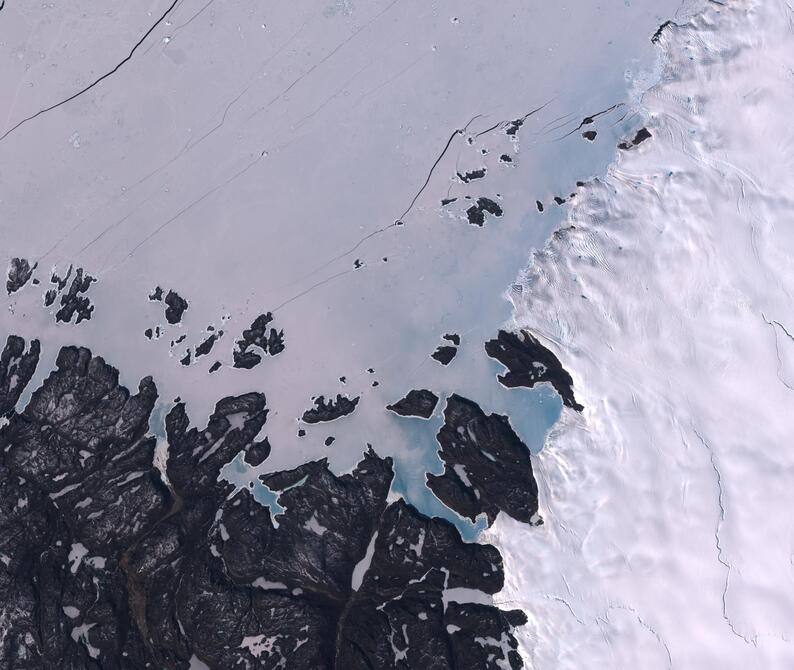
top-left (487, 0), bottom-right (794, 665)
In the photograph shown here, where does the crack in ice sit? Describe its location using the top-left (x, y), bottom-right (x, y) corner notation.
top-left (0, 0), bottom-right (183, 143)
top-left (692, 427), bottom-right (755, 645)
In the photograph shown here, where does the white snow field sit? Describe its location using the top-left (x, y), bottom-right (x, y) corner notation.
top-left (486, 0), bottom-right (794, 666)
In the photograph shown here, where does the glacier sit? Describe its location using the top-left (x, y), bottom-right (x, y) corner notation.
top-left (487, 0), bottom-right (794, 666)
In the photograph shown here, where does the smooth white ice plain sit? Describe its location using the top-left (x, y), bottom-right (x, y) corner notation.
top-left (486, 0), bottom-right (794, 666)
top-left (0, 0), bottom-right (702, 531)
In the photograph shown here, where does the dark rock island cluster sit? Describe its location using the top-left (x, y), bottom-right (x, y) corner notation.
top-left (301, 393), bottom-right (360, 424)
top-left (233, 312), bottom-right (286, 370)
top-left (0, 335), bottom-right (532, 669)
top-left (45, 265), bottom-right (96, 324)
top-left (149, 286), bottom-right (189, 324)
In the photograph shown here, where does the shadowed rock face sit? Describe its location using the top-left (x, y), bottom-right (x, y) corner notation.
top-left (0, 336), bottom-right (528, 669)
top-left (301, 394), bottom-right (360, 424)
top-left (465, 196), bottom-right (503, 226)
top-left (485, 329), bottom-right (584, 411)
top-left (428, 394), bottom-right (539, 526)
top-left (232, 312), bottom-right (286, 370)
top-left (0, 335), bottom-right (40, 414)
top-left (6, 257), bottom-right (36, 294)
top-left (48, 267), bottom-right (95, 324)
top-left (386, 389), bottom-right (439, 419)
top-left (618, 126), bottom-right (652, 150)
top-left (431, 344), bottom-right (458, 365)
top-left (164, 290), bottom-right (189, 325)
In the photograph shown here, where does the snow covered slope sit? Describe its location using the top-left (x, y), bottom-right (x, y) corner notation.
top-left (486, 0), bottom-right (794, 666)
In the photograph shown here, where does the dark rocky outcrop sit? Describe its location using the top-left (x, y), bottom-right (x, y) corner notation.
top-left (485, 329), bottom-right (583, 411)
top-left (457, 168), bottom-right (486, 183)
top-left (431, 344), bottom-right (458, 365)
top-left (0, 338), bottom-right (530, 669)
top-left (386, 389), bottom-right (439, 419)
top-left (618, 127), bottom-right (652, 150)
top-left (651, 19), bottom-right (678, 44)
top-left (427, 394), bottom-right (539, 526)
top-left (466, 197), bottom-right (503, 226)
top-left (164, 290), bottom-right (189, 324)
top-left (505, 118), bottom-right (524, 136)
top-left (0, 335), bottom-right (40, 414)
top-left (302, 394), bottom-right (360, 424)
top-left (195, 331), bottom-right (222, 358)
top-left (47, 266), bottom-right (95, 324)
top-left (232, 312), bottom-right (285, 369)
top-left (6, 257), bottom-right (36, 294)
top-left (336, 499), bottom-right (525, 670)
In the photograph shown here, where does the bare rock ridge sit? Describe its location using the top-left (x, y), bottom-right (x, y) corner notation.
top-left (485, 329), bottom-right (584, 411)
top-left (302, 393), bottom-right (360, 424)
top-left (386, 389), bottom-right (439, 419)
top-left (44, 266), bottom-right (96, 324)
top-left (428, 394), bottom-right (540, 526)
top-left (0, 336), bottom-right (527, 668)
top-left (6, 257), bottom-right (37, 294)
top-left (232, 312), bottom-right (286, 370)
top-left (149, 286), bottom-right (190, 324)
top-left (618, 126), bottom-right (652, 150)
top-left (465, 196), bottom-right (503, 226)
top-left (431, 344), bottom-right (458, 365)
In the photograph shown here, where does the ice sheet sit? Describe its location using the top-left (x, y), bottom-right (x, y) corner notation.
top-left (487, 1), bottom-right (794, 665)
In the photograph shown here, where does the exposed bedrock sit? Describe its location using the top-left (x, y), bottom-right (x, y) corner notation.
top-left (386, 389), bottom-right (439, 419)
top-left (301, 393), bottom-right (360, 424)
top-left (428, 394), bottom-right (539, 526)
top-left (485, 329), bottom-right (584, 411)
top-left (164, 289), bottom-right (189, 324)
top-left (431, 344), bottom-right (458, 365)
top-left (6, 257), bottom-right (36, 294)
top-left (50, 266), bottom-right (96, 324)
top-left (0, 336), bottom-right (528, 669)
top-left (233, 312), bottom-right (286, 369)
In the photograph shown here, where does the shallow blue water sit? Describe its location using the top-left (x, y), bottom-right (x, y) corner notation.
top-left (387, 383), bottom-right (561, 541)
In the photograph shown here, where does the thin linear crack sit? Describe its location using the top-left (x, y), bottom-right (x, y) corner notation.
top-left (692, 427), bottom-right (754, 644)
top-left (129, 12), bottom-right (315, 195)
top-left (0, 0), bottom-right (182, 143)
top-left (273, 112), bottom-right (489, 295)
top-left (396, 114), bottom-right (483, 223)
top-left (548, 595), bottom-right (584, 625)
top-left (246, 0), bottom-right (401, 124)
top-left (554, 103), bottom-right (623, 141)
top-left (762, 313), bottom-right (794, 392)
top-left (474, 100), bottom-right (552, 139)
top-left (104, 150), bottom-right (266, 274)
top-left (272, 268), bottom-right (352, 314)
top-left (605, 604), bottom-right (672, 669)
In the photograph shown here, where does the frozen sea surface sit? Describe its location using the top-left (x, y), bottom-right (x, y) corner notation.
top-left (1, 0), bottom-right (699, 513)
top-left (487, 0), bottom-right (794, 666)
